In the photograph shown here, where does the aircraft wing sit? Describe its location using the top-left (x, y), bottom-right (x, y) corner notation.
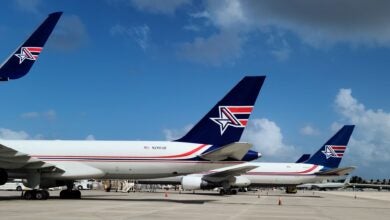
top-left (315, 166), bottom-right (356, 176)
top-left (200, 142), bottom-right (253, 161)
top-left (0, 143), bottom-right (58, 170)
top-left (203, 165), bottom-right (257, 178)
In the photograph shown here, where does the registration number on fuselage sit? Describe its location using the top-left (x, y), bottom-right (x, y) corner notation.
top-left (144, 146), bottom-right (167, 150)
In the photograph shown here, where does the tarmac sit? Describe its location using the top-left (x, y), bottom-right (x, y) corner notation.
top-left (0, 189), bottom-right (389, 220)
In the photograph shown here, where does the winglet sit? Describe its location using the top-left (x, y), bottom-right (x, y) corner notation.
top-left (0, 12), bottom-right (62, 81)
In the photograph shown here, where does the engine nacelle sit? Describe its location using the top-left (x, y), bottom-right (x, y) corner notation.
top-left (181, 176), bottom-right (251, 190)
top-left (0, 169), bottom-right (8, 185)
top-left (181, 176), bottom-right (211, 190)
top-left (231, 176), bottom-right (251, 187)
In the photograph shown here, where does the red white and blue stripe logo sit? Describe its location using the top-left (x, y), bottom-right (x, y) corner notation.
top-left (14, 47), bottom-right (42, 64)
top-left (322, 145), bottom-right (346, 159)
top-left (210, 106), bottom-right (253, 135)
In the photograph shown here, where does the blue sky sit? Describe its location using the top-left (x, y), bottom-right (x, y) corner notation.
top-left (0, 0), bottom-right (389, 178)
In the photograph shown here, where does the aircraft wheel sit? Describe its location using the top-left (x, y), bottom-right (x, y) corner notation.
top-left (60, 190), bottom-right (81, 199)
top-left (285, 186), bottom-right (297, 194)
top-left (60, 190), bottom-right (72, 199)
top-left (35, 191), bottom-right (44, 200)
top-left (42, 190), bottom-right (50, 200)
top-left (219, 189), bottom-right (226, 195)
top-left (23, 191), bottom-right (34, 200)
top-left (72, 190), bottom-right (81, 199)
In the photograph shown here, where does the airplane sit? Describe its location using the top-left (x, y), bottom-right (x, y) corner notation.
top-left (297, 176), bottom-right (351, 190)
top-left (137, 125), bottom-right (355, 195)
top-left (0, 76), bottom-right (265, 200)
top-left (348, 183), bottom-right (390, 191)
top-left (0, 12), bottom-right (62, 81)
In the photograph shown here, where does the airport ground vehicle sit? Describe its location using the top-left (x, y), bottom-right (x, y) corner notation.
top-left (74, 180), bottom-right (94, 190)
top-left (0, 179), bottom-right (29, 191)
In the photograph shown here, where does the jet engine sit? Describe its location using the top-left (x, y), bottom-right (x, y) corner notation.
top-left (0, 168), bottom-right (8, 185)
top-left (181, 176), bottom-right (217, 190)
top-left (230, 176), bottom-right (251, 187)
top-left (181, 176), bottom-right (251, 190)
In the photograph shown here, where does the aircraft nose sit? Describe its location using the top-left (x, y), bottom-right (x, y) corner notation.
top-left (257, 152), bottom-right (262, 159)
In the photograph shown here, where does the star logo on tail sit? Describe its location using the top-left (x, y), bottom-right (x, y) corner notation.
top-left (210, 106), bottom-right (253, 135)
top-left (322, 145), bottom-right (346, 159)
top-left (14, 47), bottom-right (42, 64)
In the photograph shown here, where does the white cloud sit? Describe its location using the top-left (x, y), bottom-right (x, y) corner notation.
top-left (20, 110), bottom-right (57, 120)
top-left (163, 124), bottom-right (193, 141)
top-left (85, 134), bottom-right (96, 140)
top-left (270, 47), bottom-right (291, 62)
top-left (43, 110), bottom-right (57, 120)
top-left (178, 31), bottom-right (243, 65)
top-left (242, 118), bottom-right (297, 161)
top-left (206, 0), bottom-right (248, 30)
top-left (130, 0), bottom-right (191, 15)
top-left (189, 11), bottom-right (210, 19)
top-left (334, 88), bottom-right (390, 166)
top-left (20, 112), bottom-right (40, 119)
top-left (179, 0), bottom-right (390, 64)
top-left (14, 0), bottom-right (41, 14)
top-left (183, 24), bottom-right (201, 32)
top-left (300, 125), bottom-right (320, 136)
top-left (48, 15), bottom-right (88, 51)
top-left (266, 33), bottom-right (292, 61)
top-left (0, 128), bottom-right (30, 140)
top-left (111, 24), bottom-right (151, 50)
top-left (221, 0), bottom-right (390, 48)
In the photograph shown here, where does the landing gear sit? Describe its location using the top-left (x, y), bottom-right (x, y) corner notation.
top-left (59, 182), bottom-right (81, 199)
top-left (59, 190), bottom-right (81, 199)
top-left (286, 186), bottom-right (297, 194)
top-left (219, 188), bottom-right (238, 195)
top-left (22, 190), bottom-right (50, 200)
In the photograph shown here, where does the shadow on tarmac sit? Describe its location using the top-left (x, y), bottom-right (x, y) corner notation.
top-left (74, 197), bottom-right (215, 204)
top-left (0, 194), bottom-right (216, 204)
top-left (261, 194), bottom-right (322, 198)
top-left (0, 196), bottom-right (22, 200)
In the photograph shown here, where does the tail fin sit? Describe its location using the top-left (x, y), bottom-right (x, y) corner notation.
top-left (295, 154), bottom-right (311, 163)
top-left (0, 12), bottom-right (62, 81)
top-left (305, 125), bottom-right (355, 168)
top-left (176, 76), bottom-right (266, 146)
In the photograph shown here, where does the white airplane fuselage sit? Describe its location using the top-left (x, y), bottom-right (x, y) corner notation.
top-left (140, 162), bottom-right (338, 186)
top-left (1, 140), bottom-right (243, 180)
top-left (242, 162), bottom-right (331, 185)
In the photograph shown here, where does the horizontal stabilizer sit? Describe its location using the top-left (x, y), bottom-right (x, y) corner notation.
top-left (315, 166), bottom-right (356, 176)
top-left (200, 142), bottom-right (252, 161)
